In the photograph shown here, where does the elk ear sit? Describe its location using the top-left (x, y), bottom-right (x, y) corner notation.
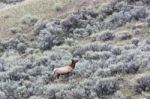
top-left (71, 59), bottom-right (74, 63)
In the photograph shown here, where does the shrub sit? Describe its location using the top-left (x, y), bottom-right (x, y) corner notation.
top-left (1, 0), bottom-right (150, 98)
top-left (103, 5), bottom-right (148, 29)
top-left (34, 19), bottom-right (49, 35)
top-left (99, 30), bottom-right (115, 41)
top-left (68, 13), bottom-right (80, 23)
top-left (73, 60), bottom-right (91, 78)
top-left (84, 51), bottom-right (112, 61)
top-left (84, 51), bottom-right (101, 60)
top-left (61, 14), bottom-right (80, 32)
top-left (73, 28), bottom-right (90, 38)
top-left (27, 66), bottom-right (42, 76)
top-left (92, 31), bottom-right (115, 41)
top-left (142, 92), bottom-right (150, 99)
top-left (141, 44), bottom-right (150, 52)
top-left (129, 6), bottom-right (148, 20)
top-left (9, 27), bottom-right (22, 34)
top-left (28, 96), bottom-right (45, 99)
top-left (79, 79), bottom-right (98, 99)
top-left (143, 0), bottom-right (150, 5)
top-left (37, 30), bottom-right (56, 50)
top-left (146, 16), bottom-right (150, 26)
top-left (22, 59), bottom-right (37, 70)
top-left (123, 44), bottom-right (136, 50)
top-left (106, 55), bottom-right (117, 65)
top-left (114, 1), bottom-right (128, 12)
top-left (8, 66), bottom-right (28, 81)
top-left (49, 46), bottom-right (72, 62)
top-left (0, 72), bottom-right (10, 82)
top-left (65, 38), bottom-right (77, 46)
top-left (61, 18), bottom-right (71, 32)
top-left (126, 0), bottom-right (141, 4)
top-left (0, 59), bottom-right (7, 72)
top-left (87, 9), bottom-right (99, 18)
top-left (89, 92), bottom-right (99, 99)
top-left (53, 3), bottom-right (63, 12)
top-left (93, 68), bottom-right (112, 78)
top-left (80, 79), bottom-right (95, 89)
top-left (0, 81), bottom-right (18, 99)
top-left (55, 91), bottom-right (67, 99)
top-left (104, 11), bottom-right (131, 29)
top-left (15, 33), bottom-right (28, 43)
top-left (131, 38), bottom-right (139, 46)
top-left (67, 88), bottom-right (86, 99)
top-left (0, 0), bottom-right (24, 4)
top-left (0, 33), bottom-right (28, 51)
top-left (117, 32), bottom-right (132, 41)
top-left (140, 58), bottom-right (149, 68)
top-left (94, 77), bottom-right (119, 97)
top-left (100, 3), bottom-right (114, 15)
top-left (145, 39), bottom-right (150, 44)
top-left (135, 73), bottom-right (150, 93)
top-left (113, 90), bottom-right (126, 99)
top-left (27, 79), bottom-right (45, 96)
top-left (0, 41), bottom-right (4, 52)
top-left (81, 69), bottom-right (93, 78)
top-left (91, 60), bottom-right (109, 68)
top-left (17, 43), bottom-right (27, 54)
top-left (34, 57), bottom-right (49, 66)
top-left (21, 15), bottom-right (38, 26)
top-left (111, 47), bottom-right (122, 56)
top-left (15, 85), bottom-right (30, 99)
top-left (2, 38), bottom-right (19, 50)
top-left (0, 91), bottom-right (7, 99)
top-left (78, 78), bottom-right (97, 98)
top-left (133, 28), bottom-right (143, 35)
top-left (98, 51), bottom-right (112, 60)
top-left (73, 43), bottom-right (112, 57)
top-left (45, 21), bottom-right (63, 35)
top-left (61, 14), bottom-right (87, 33)
top-left (25, 48), bottom-right (35, 54)
top-left (86, 24), bottom-right (93, 34)
top-left (41, 24), bottom-right (64, 46)
top-left (44, 84), bottom-right (69, 99)
top-left (119, 51), bottom-right (137, 63)
top-left (41, 72), bottom-right (53, 84)
top-left (110, 61), bottom-right (140, 74)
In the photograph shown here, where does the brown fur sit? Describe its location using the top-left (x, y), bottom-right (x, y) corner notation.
top-left (52, 59), bottom-right (78, 80)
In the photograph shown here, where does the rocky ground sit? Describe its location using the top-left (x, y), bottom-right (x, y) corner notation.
top-left (0, 0), bottom-right (150, 99)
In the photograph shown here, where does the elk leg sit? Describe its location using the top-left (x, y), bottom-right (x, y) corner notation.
top-left (53, 72), bottom-right (58, 80)
top-left (65, 73), bottom-right (70, 81)
top-left (53, 74), bottom-right (56, 80)
top-left (57, 74), bottom-right (60, 79)
top-left (66, 73), bottom-right (69, 77)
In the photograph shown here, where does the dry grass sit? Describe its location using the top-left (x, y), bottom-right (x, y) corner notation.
top-left (0, 0), bottom-right (74, 39)
top-left (0, 0), bottom-right (108, 39)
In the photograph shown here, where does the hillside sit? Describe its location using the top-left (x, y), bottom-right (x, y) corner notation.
top-left (0, 0), bottom-right (150, 99)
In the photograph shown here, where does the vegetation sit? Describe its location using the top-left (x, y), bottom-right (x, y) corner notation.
top-left (0, 0), bottom-right (150, 99)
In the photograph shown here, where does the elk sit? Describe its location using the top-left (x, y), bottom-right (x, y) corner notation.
top-left (52, 59), bottom-right (78, 80)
